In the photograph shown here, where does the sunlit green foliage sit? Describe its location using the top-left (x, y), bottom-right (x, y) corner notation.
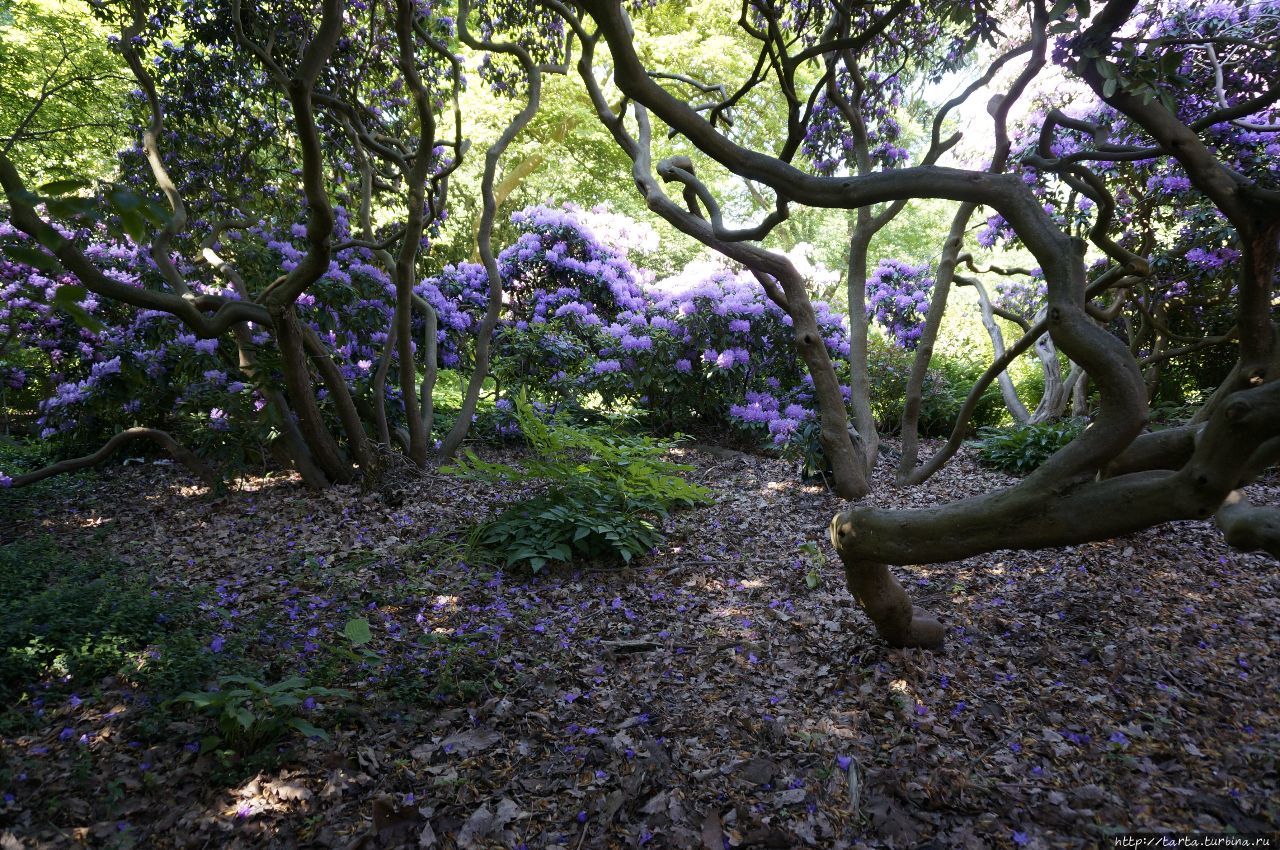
top-left (447, 397), bottom-right (712, 570)
top-left (0, 0), bottom-right (129, 183)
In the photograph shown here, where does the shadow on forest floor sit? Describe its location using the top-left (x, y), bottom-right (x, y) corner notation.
top-left (1, 440), bottom-right (1276, 849)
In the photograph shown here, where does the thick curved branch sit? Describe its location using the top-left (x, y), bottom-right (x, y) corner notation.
top-left (578, 0), bottom-right (1153, 494)
top-left (897, 203), bottom-right (977, 479)
top-left (1216, 492), bottom-right (1280, 559)
top-left (198, 221), bottom-right (328, 487)
top-left (118, 3), bottom-right (189, 296)
top-left (7, 428), bottom-right (218, 489)
top-left (569, 31), bottom-right (869, 497)
top-left (390, 0), bottom-right (443, 465)
top-left (0, 154), bottom-right (267, 337)
top-left (1, 154), bottom-right (272, 336)
top-left (904, 270), bottom-right (1138, 485)
top-left (248, 0), bottom-right (345, 310)
top-left (1077, 0), bottom-right (1277, 376)
top-left (1103, 423), bottom-right (1199, 477)
top-left (648, 71), bottom-right (731, 126)
top-left (898, 6), bottom-right (1049, 480)
top-left (440, 0), bottom-right (549, 460)
top-left (270, 306), bottom-right (352, 483)
top-left (656, 156), bottom-right (789, 242)
top-left (837, 378), bottom-right (1280, 575)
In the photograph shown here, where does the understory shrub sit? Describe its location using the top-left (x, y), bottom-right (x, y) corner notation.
top-left (866, 335), bottom-right (1005, 436)
top-left (786, 419), bottom-right (830, 481)
top-left (974, 417), bottom-right (1087, 474)
top-left (3, 199), bottom-right (1023, 484)
top-left (445, 397), bottom-right (712, 570)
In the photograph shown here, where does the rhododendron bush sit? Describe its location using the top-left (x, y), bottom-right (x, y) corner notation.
top-left (2, 201), bottom-right (901, 470)
top-left (1, 208), bottom-right (441, 463)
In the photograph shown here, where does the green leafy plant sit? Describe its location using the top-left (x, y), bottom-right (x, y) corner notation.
top-left (974, 417), bottom-right (1088, 475)
top-left (342, 617), bottom-right (372, 646)
top-left (0, 537), bottom-right (212, 700)
top-left (799, 540), bottom-right (825, 589)
top-left (169, 675), bottom-right (349, 755)
top-left (782, 420), bottom-right (831, 483)
top-left (865, 337), bottom-right (1005, 436)
top-left (478, 490), bottom-right (665, 570)
top-left (330, 616), bottom-right (385, 671)
top-left (446, 396), bottom-right (712, 570)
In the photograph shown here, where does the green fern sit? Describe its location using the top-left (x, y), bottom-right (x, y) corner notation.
top-left (445, 396), bottom-right (712, 570)
top-left (974, 418), bottom-right (1087, 475)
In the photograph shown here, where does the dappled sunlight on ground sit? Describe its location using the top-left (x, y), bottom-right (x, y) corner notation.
top-left (4, 440), bottom-right (1277, 847)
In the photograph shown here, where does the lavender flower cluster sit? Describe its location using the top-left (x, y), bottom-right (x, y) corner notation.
top-left (2, 200), bottom-right (934, 479)
top-left (865, 259), bottom-right (933, 349)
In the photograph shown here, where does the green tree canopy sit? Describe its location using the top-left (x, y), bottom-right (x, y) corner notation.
top-left (0, 0), bottom-right (130, 184)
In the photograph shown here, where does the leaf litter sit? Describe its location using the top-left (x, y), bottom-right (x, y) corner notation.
top-left (0, 440), bottom-right (1276, 848)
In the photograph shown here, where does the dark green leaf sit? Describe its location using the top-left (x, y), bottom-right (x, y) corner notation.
top-left (343, 618), bottom-right (372, 646)
top-left (140, 199), bottom-right (173, 227)
top-left (38, 178), bottom-right (93, 196)
top-left (287, 718), bottom-right (330, 740)
top-left (107, 188), bottom-right (143, 212)
top-left (119, 208), bottom-right (147, 243)
top-left (44, 196), bottom-right (99, 222)
top-left (232, 706), bottom-right (254, 730)
top-left (1, 242), bottom-right (61, 273)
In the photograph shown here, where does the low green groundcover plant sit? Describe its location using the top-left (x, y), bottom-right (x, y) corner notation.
top-left (169, 675), bottom-right (349, 755)
top-left (0, 538), bottom-right (216, 700)
top-left (446, 397), bottom-right (713, 570)
top-left (974, 417), bottom-right (1088, 475)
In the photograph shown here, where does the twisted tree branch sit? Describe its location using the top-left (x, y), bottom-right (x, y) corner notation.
top-left (7, 428), bottom-right (218, 489)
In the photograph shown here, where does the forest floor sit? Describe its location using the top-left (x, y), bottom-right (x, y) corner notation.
top-left (0, 440), bottom-right (1277, 850)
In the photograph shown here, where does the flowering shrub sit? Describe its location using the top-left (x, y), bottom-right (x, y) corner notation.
top-left (1, 210), bottom-right (403, 465)
top-left (865, 259), bottom-right (934, 349)
top-left (797, 3), bottom-right (991, 177)
top-left (429, 207), bottom-right (852, 450)
top-left (642, 262), bottom-right (848, 440)
top-left (976, 0), bottom-right (1280, 411)
top-left (415, 261), bottom-right (490, 370)
top-left (0, 194), bottom-right (487, 475)
top-left (0, 218), bottom-right (211, 452)
top-left (992, 275), bottom-right (1047, 323)
top-left (482, 203), bottom-right (650, 399)
top-left (4, 193), bottom-right (994, 483)
top-left (802, 70), bottom-right (909, 175)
